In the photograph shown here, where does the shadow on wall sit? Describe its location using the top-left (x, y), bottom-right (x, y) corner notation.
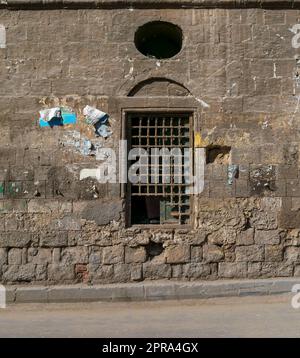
top-left (128, 77), bottom-right (191, 97)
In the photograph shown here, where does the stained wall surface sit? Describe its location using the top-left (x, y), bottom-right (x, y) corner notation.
top-left (0, 3), bottom-right (300, 283)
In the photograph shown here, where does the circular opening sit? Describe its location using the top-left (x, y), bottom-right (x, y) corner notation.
top-left (134, 21), bottom-right (183, 60)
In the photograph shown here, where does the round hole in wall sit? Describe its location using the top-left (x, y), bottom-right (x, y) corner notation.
top-left (134, 21), bottom-right (183, 59)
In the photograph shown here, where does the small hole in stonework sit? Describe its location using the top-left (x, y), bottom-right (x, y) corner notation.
top-left (145, 241), bottom-right (164, 260)
top-left (206, 146), bottom-right (231, 164)
top-left (134, 21), bottom-right (183, 59)
top-left (244, 217), bottom-right (252, 229)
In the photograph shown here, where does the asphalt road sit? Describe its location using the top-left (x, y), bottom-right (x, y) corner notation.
top-left (0, 294), bottom-right (299, 338)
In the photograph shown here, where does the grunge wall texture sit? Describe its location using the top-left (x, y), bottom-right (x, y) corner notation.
top-left (1, 0), bottom-right (300, 284)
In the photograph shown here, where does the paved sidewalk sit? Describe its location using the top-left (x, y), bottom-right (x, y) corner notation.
top-left (4, 278), bottom-right (300, 303)
top-left (0, 294), bottom-right (299, 337)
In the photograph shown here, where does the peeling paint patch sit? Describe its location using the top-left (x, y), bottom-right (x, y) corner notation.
top-left (0, 25), bottom-right (6, 49)
top-left (60, 130), bottom-right (103, 157)
top-left (80, 168), bottom-right (99, 181)
top-left (291, 24), bottom-right (300, 48)
top-left (194, 132), bottom-right (209, 148)
top-left (125, 66), bottom-right (134, 79)
top-left (262, 120), bottom-right (269, 129)
top-left (250, 165), bottom-right (276, 195)
top-left (275, 33), bottom-right (284, 40)
top-left (228, 165), bottom-right (239, 185)
top-left (273, 63), bottom-right (277, 78)
top-left (194, 97), bottom-right (210, 108)
top-left (0, 182), bottom-right (4, 198)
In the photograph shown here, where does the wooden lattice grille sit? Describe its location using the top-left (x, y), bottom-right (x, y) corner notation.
top-left (127, 113), bottom-right (192, 225)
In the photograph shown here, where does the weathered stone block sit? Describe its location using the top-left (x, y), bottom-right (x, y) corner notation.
top-left (5, 215), bottom-right (24, 231)
top-left (294, 265), bottom-right (300, 276)
top-left (125, 246), bottom-right (147, 264)
top-left (89, 249), bottom-right (102, 266)
top-left (28, 200), bottom-right (72, 213)
top-left (209, 180), bottom-right (234, 198)
top-left (68, 231), bottom-right (80, 246)
top-left (0, 148), bottom-right (16, 165)
top-left (28, 248), bottom-right (52, 264)
top-left (0, 248), bottom-right (7, 266)
top-left (81, 200), bottom-right (123, 226)
top-left (0, 232), bottom-right (31, 248)
top-left (52, 248), bottom-right (60, 263)
top-left (211, 164), bottom-right (228, 180)
top-left (181, 263), bottom-right (213, 279)
top-left (235, 179), bottom-right (250, 198)
top-left (285, 246), bottom-right (300, 263)
top-left (142, 262), bottom-right (172, 279)
top-left (130, 264), bottom-right (143, 281)
top-left (291, 197), bottom-right (300, 211)
top-left (152, 231), bottom-right (174, 243)
top-left (203, 244), bottom-right (224, 263)
top-left (48, 264), bottom-right (75, 282)
top-left (123, 232), bottom-right (151, 247)
top-left (61, 247), bottom-right (89, 265)
top-left (265, 245), bottom-right (283, 262)
top-left (40, 232), bottom-right (68, 247)
top-left (235, 245), bottom-right (264, 262)
top-left (287, 180), bottom-right (300, 197)
top-left (113, 263), bottom-right (131, 282)
top-left (102, 245), bottom-right (124, 264)
top-left (0, 200), bottom-right (27, 213)
top-left (191, 245), bottom-right (203, 263)
top-left (0, 216), bottom-right (4, 231)
top-left (218, 262), bottom-right (247, 278)
top-left (207, 228), bottom-right (236, 245)
top-left (165, 245), bottom-right (190, 264)
top-left (236, 229), bottom-right (254, 246)
top-left (52, 215), bottom-right (81, 231)
top-left (3, 264), bottom-right (35, 282)
top-left (89, 264), bottom-right (114, 283)
top-left (255, 230), bottom-right (280, 245)
top-left (36, 264), bottom-right (48, 281)
top-left (8, 248), bottom-right (22, 265)
top-left (261, 262), bottom-right (293, 277)
top-left (247, 262), bottom-right (262, 278)
top-left (171, 264), bottom-right (182, 278)
top-left (276, 165), bottom-right (298, 180)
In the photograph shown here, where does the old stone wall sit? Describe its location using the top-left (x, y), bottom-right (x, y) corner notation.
top-left (1, 3), bottom-right (300, 284)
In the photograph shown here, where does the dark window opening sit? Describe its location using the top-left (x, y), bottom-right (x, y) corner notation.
top-left (134, 21), bottom-right (183, 59)
top-left (127, 113), bottom-right (192, 226)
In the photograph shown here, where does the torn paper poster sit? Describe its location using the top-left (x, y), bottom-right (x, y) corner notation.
top-left (83, 105), bottom-right (108, 125)
top-left (94, 123), bottom-right (113, 138)
top-left (228, 164), bottom-right (239, 185)
top-left (39, 107), bottom-right (77, 127)
top-left (60, 130), bottom-right (103, 157)
top-left (81, 139), bottom-right (92, 156)
top-left (83, 105), bottom-right (112, 138)
top-left (40, 107), bottom-right (61, 122)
